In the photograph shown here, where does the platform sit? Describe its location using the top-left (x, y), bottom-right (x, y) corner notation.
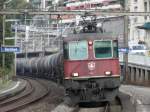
top-left (120, 85), bottom-right (150, 112)
top-left (0, 78), bottom-right (26, 101)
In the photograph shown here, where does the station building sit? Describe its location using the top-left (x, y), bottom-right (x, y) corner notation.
top-left (129, 0), bottom-right (150, 48)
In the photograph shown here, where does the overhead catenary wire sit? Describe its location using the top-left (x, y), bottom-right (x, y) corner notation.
top-left (1, 9), bottom-right (150, 16)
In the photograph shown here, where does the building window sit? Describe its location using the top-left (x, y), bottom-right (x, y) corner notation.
top-left (134, 0), bottom-right (137, 3)
top-left (144, 2), bottom-right (147, 12)
top-left (134, 6), bottom-right (138, 11)
top-left (144, 2), bottom-right (148, 20)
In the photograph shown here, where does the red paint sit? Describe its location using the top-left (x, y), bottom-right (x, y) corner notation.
top-left (64, 59), bottom-right (120, 78)
top-left (63, 39), bottom-right (120, 79)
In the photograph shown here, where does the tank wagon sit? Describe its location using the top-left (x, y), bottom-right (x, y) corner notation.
top-left (17, 52), bottom-right (63, 81)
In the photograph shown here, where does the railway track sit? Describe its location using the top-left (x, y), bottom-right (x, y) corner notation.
top-left (76, 97), bottom-right (122, 112)
top-left (51, 96), bottom-right (122, 112)
top-left (77, 104), bottom-right (122, 112)
top-left (0, 77), bottom-right (50, 112)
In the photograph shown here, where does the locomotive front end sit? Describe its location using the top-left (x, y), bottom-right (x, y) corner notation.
top-left (63, 34), bottom-right (120, 103)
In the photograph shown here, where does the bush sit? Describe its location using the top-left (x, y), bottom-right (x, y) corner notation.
top-left (0, 68), bottom-right (5, 78)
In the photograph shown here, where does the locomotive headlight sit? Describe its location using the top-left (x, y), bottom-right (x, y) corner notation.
top-left (72, 73), bottom-right (79, 77)
top-left (105, 71), bottom-right (112, 76)
top-left (88, 40), bottom-right (93, 46)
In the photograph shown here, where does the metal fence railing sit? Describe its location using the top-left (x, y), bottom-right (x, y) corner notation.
top-left (119, 53), bottom-right (150, 67)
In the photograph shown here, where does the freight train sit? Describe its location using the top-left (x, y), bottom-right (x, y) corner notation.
top-left (17, 13), bottom-right (121, 103)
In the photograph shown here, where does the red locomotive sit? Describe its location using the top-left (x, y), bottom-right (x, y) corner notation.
top-left (63, 33), bottom-right (120, 102)
top-left (62, 13), bottom-right (120, 102)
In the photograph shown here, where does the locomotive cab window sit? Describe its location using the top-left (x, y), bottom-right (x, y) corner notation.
top-left (64, 41), bottom-right (88, 60)
top-left (94, 40), bottom-right (112, 58)
top-left (113, 40), bottom-right (118, 58)
top-left (63, 42), bottom-right (69, 59)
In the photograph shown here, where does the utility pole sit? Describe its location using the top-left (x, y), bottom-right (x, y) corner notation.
top-left (14, 21), bottom-right (18, 76)
top-left (2, 4), bottom-right (6, 69)
top-left (57, 15), bottom-right (62, 49)
top-left (60, 16), bottom-right (63, 49)
top-left (123, 0), bottom-right (129, 82)
top-left (24, 12), bottom-right (28, 60)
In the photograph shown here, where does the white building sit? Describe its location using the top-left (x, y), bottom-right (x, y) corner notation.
top-left (64, 0), bottom-right (122, 10)
top-left (30, 0), bottom-right (54, 10)
top-left (129, 0), bottom-right (150, 48)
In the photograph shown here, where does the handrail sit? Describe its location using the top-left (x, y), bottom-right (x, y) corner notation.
top-left (119, 53), bottom-right (150, 67)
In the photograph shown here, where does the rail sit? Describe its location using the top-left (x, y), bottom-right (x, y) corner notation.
top-left (0, 77), bottom-right (50, 112)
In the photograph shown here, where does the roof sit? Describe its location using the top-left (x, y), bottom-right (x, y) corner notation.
top-left (137, 22), bottom-right (150, 30)
top-left (63, 32), bottom-right (118, 42)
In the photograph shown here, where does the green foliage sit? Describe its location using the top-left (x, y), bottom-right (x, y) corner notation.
top-left (0, 53), bottom-right (14, 69)
top-left (0, 0), bottom-right (6, 9)
top-left (0, 0), bottom-right (33, 79)
top-left (0, 0), bottom-right (31, 64)
top-left (5, 39), bottom-right (14, 45)
top-left (0, 67), bottom-right (13, 82)
top-left (0, 66), bottom-right (12, 76)
top-left (0, 68), bottom-right (5, 77)
top-left (0, 36), bottom-right (2, 46)
top-left (5, 22), bottom-right (14, 37)
top-left (0, 16), bottom-right (3, 42)
top-left (7, 0), bottom-right (31, 9)
top-left (5, 53), bottom-right (14, 69)
top-left (0, 54), bottom-right (2, 67)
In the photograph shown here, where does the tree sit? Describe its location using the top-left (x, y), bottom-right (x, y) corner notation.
top-left (0, 0), bottom-right (33, 39)
top-left (7, 0), bottom-right (33, 9)
top-left (0, 0), bottom-right (6, 40)
top-left (0, 0), bottom-right (32, 39)
top-left (0, 0), bottom-right (33, 78)
top-left (0, 0), bottom-right (6, 9)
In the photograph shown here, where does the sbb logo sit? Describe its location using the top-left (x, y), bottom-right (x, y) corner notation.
top-left (88, 61), bottom-right (95, 71)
